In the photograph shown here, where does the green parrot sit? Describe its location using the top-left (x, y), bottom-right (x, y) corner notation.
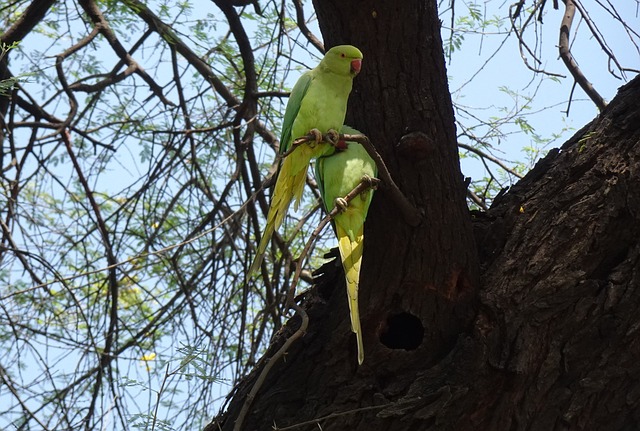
top-left (250, 45), bottom-right (363, 274)
top-left (315, 125), bottom-right (377, 365)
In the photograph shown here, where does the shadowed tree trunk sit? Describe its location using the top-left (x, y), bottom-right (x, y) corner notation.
top-left (208, 0), bottom-right (640, 429)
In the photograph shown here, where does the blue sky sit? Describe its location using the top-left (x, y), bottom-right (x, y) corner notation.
top-left (442, 0), bottom-right (639, 188)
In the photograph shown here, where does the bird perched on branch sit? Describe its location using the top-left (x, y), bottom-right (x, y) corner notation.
top-left (250, 45), bottom-right (363, 274)
top-left (315, 125), bottom-right (378, 365)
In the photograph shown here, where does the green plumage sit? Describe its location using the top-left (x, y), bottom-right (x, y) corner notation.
top-left (315, 125), bottom-right (377, 365)
top-left (250, 45), bottom-right (363, 274)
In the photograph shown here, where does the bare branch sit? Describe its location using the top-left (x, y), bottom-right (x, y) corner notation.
top-left (61, 129), bottom-right (119, 428)
top-left (466, 189), bottom-right (488, 210)
top-left (77, 0), bottom-right (174, 106)
top-left (292, 0), bottom-right (325, 54)
top-left (458, 142), bottom-right (524, 179)
top-left (341, 133), bottom-right (422, 227)
top-left (573, 0), bottom-right (627, 80)
top-left (509, 1), bottom-right (566, 77)
top-left (122, 0), bottom-right (278, 146)
top-left (559, 0), bottom-right (607, 110)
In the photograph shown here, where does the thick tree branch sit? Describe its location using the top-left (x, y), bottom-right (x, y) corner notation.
top-left (0, 0), bottom-right (57, 45)
top-left (0, 0), bottom-right (58, 135)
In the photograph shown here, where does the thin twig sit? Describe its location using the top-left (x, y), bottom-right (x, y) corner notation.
top-left (458, 142), bottom-right (523, 179)
top-left (509, 2), bottom-right (566, 77)
top-left (78, 0), bottom-right (174, 106)
top-left (233, 177), bottom-right (379, 431)
top-left (0, 365), bottom-right (52, 430)
top-left (62, 129), bottom-right (119, 428)
top-left (272, 403), bottom-right (394, 430)
top-left (122, 0), bottom-right (279, 147)
top-left (572, 0), bottom-right (626, 80)
top-left (288, 177), bottom-right (381, 306)
top-left (1, 181), bottom-right (266, 299)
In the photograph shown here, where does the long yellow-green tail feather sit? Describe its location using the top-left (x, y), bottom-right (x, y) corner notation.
top-left (336, 223), bottom-right (365, 365)
top-left (250, 153), bottom-right (311, 275)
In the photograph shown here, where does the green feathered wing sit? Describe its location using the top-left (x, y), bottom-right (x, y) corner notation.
top-left (250, 45), bottom-right (363, 274)
top-left (315, 125), bottom-right (377, 365)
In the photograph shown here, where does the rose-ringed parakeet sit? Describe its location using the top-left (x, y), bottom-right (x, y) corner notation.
top-left (250, 45), bottom-right (363, 274)
top-left (315, 126), bottom-right (377, 365)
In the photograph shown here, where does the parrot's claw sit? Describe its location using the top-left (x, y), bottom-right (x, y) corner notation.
top-left (325, 129), bottom-right (340, 147)
top-left (361, 174), bottom-right (381, 190)
top-left (308, 128), bottom-right (323, 147)
top-left (334, 197), bottom-right (349, 212)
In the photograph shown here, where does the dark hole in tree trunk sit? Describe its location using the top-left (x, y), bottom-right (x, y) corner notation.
top-left (380, 312), bottom-right (424, 350)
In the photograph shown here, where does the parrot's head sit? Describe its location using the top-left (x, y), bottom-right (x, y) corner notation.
top-left (322, 45), bottom-right (363, 77)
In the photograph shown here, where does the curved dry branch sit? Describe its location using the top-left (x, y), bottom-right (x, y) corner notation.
top-left (78, 0), bottom-right (174, 106)
top-left (559, 0), bottom-right (607, 110)
top-left (340, 133), bottom-right (422, 227)
top-left (509, 1), bottom-right (565, 77)
top-left (572, 0), bottom-right (627, 80)
top-left (292, 0), bottom-right (325, 54)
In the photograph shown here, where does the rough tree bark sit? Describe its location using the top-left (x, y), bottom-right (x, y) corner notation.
top-left (209, 0), bottom-right (640, 429)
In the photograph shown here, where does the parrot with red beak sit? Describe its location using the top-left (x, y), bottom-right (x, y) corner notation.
top-left (251, 45), bottom-right (364, 274)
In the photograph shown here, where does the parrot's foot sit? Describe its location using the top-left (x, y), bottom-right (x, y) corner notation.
top-left (334, 197), bottom-right (349, 212)
top-left (308, 128), bottom-right (323, 147)
top-left (361, 174), bottom-right (381, 190)
top-left (325, 129), bottom-right (340, 147)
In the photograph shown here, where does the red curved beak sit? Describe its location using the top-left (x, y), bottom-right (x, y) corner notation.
top-left (350, 58), bottom-right (362, 75)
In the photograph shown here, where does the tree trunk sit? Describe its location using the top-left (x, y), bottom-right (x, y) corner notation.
top-left (459, 75), bottom-right (640, 430)
top-left (311, 0), bottom-right (480, 367)
top-left (209, 0), bottom-right (640, 429)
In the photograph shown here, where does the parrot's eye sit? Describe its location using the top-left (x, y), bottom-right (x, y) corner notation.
top-left (340, 53), bottom-right (346, 58)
